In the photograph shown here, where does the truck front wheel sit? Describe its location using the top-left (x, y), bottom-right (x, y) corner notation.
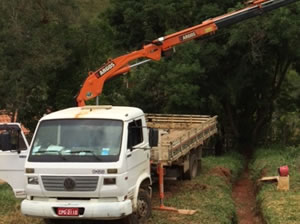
top-left (136, 188), bottom-right (152, 222)
top-left (123, 188), bottom-right (151, 224)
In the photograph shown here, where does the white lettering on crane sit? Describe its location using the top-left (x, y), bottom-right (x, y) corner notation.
top-left (179, 32), bottom-right (197, 42)
top-left (96, 62), bottom-right (116, 78)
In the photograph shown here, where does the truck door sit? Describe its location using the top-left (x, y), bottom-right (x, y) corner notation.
top-left (0, 124), bottom-right (29, 198)
top-left (126, 119), bottom-right (150, 189)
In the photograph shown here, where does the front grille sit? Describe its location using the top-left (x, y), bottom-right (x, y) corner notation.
top-left (42, 176), bottom-right (99, 192)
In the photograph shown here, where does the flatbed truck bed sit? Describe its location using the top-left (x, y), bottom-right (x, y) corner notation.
top-left (147, 114), bottom-right (217, 165)
top-left (146, 113), bottom-right (217, 185)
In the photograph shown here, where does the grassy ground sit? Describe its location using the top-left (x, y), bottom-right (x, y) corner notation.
top-left (250, 145), bottom-right (300, 224)
top-left (0, 152), bottom-right (244, 224)
top-left (0, 184), bottom-right (43, 224)
top-left (148, 152), bottom-right (244, 224)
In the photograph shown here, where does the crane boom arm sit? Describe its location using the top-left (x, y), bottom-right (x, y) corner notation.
top-left (76, 0), bottom-right (298, 106)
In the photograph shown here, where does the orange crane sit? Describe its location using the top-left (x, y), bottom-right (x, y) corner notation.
top-left (76, 0), bottom-right (299, 107)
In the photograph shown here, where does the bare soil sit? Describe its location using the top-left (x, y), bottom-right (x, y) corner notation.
top-left (232, 168), bottom-right (263, 224)
top-left (210, 167), bottom-right (232, 184)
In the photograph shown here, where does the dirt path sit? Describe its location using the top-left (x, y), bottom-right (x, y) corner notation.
top-left (232, 168), bottom-right (263, 224)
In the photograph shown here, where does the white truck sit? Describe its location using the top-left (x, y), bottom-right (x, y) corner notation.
top-left (0, 105), bottom-right (217, 223)
top-left (1, 0), bottom-right (297, 223)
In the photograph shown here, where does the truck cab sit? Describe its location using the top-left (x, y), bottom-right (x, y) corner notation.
top-left (2, 106), bottom-right (153, 222)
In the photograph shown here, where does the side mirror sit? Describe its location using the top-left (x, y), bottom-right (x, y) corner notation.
top-left (149, 128), bottom-right (158, 147)
top-left (0, 132), bottom-right (12, 151)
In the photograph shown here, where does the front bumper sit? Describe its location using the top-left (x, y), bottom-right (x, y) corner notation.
top-left (21, 198), bottom-right (132, 220)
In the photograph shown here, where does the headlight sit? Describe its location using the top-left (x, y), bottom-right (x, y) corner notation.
top-left (27, 176), bottom-right (39, 185)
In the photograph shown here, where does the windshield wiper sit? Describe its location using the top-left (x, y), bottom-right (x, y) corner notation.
top-left (33, 149), bottom-right (67, 161)
top-left (68, 149), bottom-right (102, 161)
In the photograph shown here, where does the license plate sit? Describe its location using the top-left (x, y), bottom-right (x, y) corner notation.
top-left (57, 208), bottom-right (79, 216)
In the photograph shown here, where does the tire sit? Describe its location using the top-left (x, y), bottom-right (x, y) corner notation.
top-left (122, 188), bottom-right (151, 224)
top-left (136, 188), bottom-right (152, 223)
top-left (198, 158), bottom-right (202, 171)
top-left (184, 152), bottom-right (198, 180)
top-left (122, 213), bottom-right (138, 224)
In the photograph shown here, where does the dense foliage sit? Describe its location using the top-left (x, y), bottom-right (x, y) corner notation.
top-left (0, 0), bottom-right (299, 148)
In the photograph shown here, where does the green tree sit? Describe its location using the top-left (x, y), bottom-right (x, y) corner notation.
top-left (0, 0), bottom-right (111, 130)
top-left (102, 0), bottom-right (300, 149)
top-left (0, 0), bottom-right (80, 129)
top-left (207, 5), bottom-right (300, 147)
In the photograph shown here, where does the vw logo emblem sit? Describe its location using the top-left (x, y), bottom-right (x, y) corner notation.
top-left (64, 177), bottom-right (76, 191)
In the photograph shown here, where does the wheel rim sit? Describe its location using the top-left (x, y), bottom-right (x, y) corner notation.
top-left (137, 198), bottom-right (148, 218)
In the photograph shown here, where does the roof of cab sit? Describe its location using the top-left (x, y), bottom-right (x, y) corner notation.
top-left (40, 106), bottom-right (144, 122)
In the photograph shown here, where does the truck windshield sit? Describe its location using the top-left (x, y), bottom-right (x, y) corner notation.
top-left (28, 119), bottom-right (123, 162)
